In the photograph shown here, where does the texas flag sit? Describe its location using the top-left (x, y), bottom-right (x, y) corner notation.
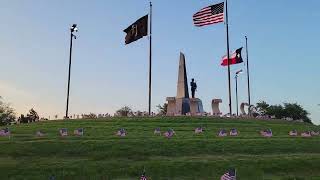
top-left (221, 47), bottom-right (243, 66)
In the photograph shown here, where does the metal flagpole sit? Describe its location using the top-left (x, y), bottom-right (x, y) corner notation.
top-left (245, 36), bottom-right (251, 116)
top-left (65, 24), bottom-right (77, 119)
top-left (225, 0), bottom-right (232, 115)
top-left (148, 1), bottom-right (152, 116)
top-left (235, 75), bottom-right (239, 116)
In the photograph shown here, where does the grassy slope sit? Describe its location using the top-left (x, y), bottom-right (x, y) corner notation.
top-left (0, 117), bottom-right (320, 180)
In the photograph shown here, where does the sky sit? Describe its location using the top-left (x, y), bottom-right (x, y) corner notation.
top-left (0, 0), bottom-right (319, 124)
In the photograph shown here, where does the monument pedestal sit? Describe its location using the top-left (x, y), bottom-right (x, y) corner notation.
top-left (166, 97), bottom-right (191, 116)
top-left (190, 98), bottom-right (204, 115)
top-left (212, 99), bottom-right (222, 116)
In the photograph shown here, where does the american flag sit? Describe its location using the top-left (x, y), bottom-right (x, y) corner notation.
top-left (164, 129), bottom-right (175, 138)
top-left (311, 131), bottom-right (319, 136)
top-left (0, 127), bottom-right (10, 136)
top-left (221, 169), bottom-right (236, 180)
top-left (218, 129), bottom-right (228, 137)
top-left (36, 130), bottom-right (45, 137)
top-left (301, 131), bottom-right (311, 137)
top-left (260, 129), bottom-right (272, 137)
top-left (154, 127), bottom-right (161, 135)
top-left (116, 128), bottom-right (127, 137)
top-left (193, 2), bottom-right (224, 27)
top-left (140, 172), bottom-right (147, 180)
top-left (59, 128), bottom-right (68, 137)
top-left (289, 130), bottom-right (298, 136)
top-left (194, 127), bottom-right (203, 134)
top-left (74, 128), bottom-right (84, 136)
top-left (229, 128), bottom-right (238, 136)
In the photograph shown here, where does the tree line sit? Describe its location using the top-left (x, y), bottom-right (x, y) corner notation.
top-left (0, 95), bottom-right (313, 126)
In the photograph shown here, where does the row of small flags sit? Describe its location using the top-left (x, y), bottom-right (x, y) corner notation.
top-left (139, 168), bottom-right (236, 180)
top-left (0, 128), bottom-right (84, 137)
top-left (115, 128), bottom-right (320, 138)
top-left (1, 127), bottom-right (319, 138)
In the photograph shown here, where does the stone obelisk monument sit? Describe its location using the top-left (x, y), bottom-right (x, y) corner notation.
top-left (175, 53), bottom-right (191, 115)
top-left (166, 52), bottom-right (203, 116)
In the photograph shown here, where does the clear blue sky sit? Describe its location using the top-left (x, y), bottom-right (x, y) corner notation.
top-left (0, 0), bottom-right (319, 123)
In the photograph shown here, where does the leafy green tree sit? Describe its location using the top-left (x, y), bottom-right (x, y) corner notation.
top-left (157, 103), bottom-right (168, 115)
top-left (256, 101), bottom-right (269, 115)
top-left (115, 106), bottom-right (132, 117)
top-left (0, 96), bottom-right (16, 125)
top-left (256, 101), bottom-right (312, 123)
top-left (267, 104), bottom-right (284, 119)
top-left (18, 108), bottom-right (40, 123)
top-left (283, 103), bottom-right (311, 123)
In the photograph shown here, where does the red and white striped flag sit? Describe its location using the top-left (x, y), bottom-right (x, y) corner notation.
top-left (218, 129), bottom-right (228, 137)
top-left (260, 129), bottom-right (272, 137)
top-left (229, 128), bottom-right (239, 136)
top-left (0, 127), bottom-right (10, 136)
top-left (311, 131), bottom-right (319, 136)
top-left (289, 130), bottom-right (298, 136)
top-left (59, 128), bottom-right (68, 137)
top-left (140, 171), bottom-right (147, 180)
top-left (301, 131), bottom-right (311, 137)
top-left (74, 128), bottom-right (84, 136)
top-left (194, 127), bottom-right (203, 134)
top-left (193, 2), bottom-right (224, 27)
top-left (221, 169), bottom-right (236, 180)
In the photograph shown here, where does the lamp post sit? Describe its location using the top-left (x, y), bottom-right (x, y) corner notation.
top-left (235, 69), bottom-right (243, 116)
top-left (65, 24), bottom-right (78, 119)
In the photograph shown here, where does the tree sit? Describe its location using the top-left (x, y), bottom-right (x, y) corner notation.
top-left (256, 101), bottom-right (312, 123)
top-left (28, 108), bottom-right (39, 122)
top-left (115, 106), bottom-right (132, 117)
top-left (0, 97), bottom-right (16, 125)
top-left (157, 103), bottom-right (168, 115)
top-left (267, 104), bottom-right (284, 119)
top-left (18, 108), bottom-right (40, 124)
top-left (256, 101), bottom-right (269, 115)
top-left (283, 103), bottom-right (311, 123)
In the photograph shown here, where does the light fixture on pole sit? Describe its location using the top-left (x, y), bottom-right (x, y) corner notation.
top-left (65, 24), bottom-right (78, 119)
top-left (235, 69), bottom-right (243, 116)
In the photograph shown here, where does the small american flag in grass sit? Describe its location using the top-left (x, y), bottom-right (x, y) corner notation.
top-left (289, 130), bottom-right (298, 136)
top-left (116, 128), bottom-right (127, 137)
top-left (193, 2), bottom-right (224, 27)
top-left (194, 127), bottom-right (203, 134)
top-left (301, 131), bottom-right (311, 137)
top-left (59, 128), bottom-right (68, 137)
top-left (154, 127), bottom-right (161, 135)
top-left (140, 172), bottom-right (147, 180)
top-left (0, 127), bottom-right (10, 136)
top-left (229, 128), bottom-right (238, 136)
top-left (74, 128), bottom-right (84, 136)
top-left (36, 130), bottom-right (45, 137)
top-left (260, 129), bottom-right (272, 137)
top-left (164, 129), bottom-right (175, 138)
top-left (218, 129), bottom-right (228, 137)
top-left (221, 168), bottom-right (236, 180)
top-left (311, 131), bottom-right (319, 136)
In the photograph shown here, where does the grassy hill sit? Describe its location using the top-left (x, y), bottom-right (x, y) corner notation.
top-left (0, 117), bottom-right (320, 180)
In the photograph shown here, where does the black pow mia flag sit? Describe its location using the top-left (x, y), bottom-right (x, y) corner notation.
top-left (123, 15), bottom-right (148, 45)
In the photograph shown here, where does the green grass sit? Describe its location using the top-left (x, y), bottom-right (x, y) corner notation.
top-left (1, 117), bottom-right (320, 180)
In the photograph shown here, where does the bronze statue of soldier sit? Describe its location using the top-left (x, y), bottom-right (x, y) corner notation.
top-left (190, 78), bottom-right (197, 98)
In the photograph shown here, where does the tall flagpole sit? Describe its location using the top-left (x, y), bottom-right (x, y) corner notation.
top-left (225, 0), bottom-right (232, 115)
top-left (245, 36), bottom-right (251, 116)
top-left (148, 1), bottom-right (152, 116)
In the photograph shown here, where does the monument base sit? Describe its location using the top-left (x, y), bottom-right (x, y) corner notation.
top-left (212, 99), bottom-right (222, 116)
top-left (190, 98), bottom-right (204, 115)
top-left (166, 97), bottom-right (191, 116)
top-left (166, 97), bottom-right (204, 116)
